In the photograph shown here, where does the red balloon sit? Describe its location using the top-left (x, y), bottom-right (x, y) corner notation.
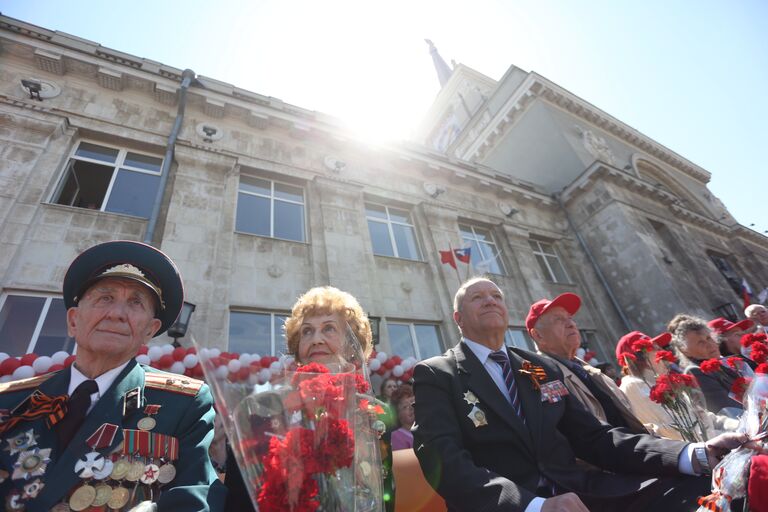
top-left (172, 347), bottom-right (186, 361)
top-left (48, 364), bottom-right (64, 373)
top-left (0, 358), bottom-right (21, 376)
top-left (384, 360), bottom-right (396, 369)
top-left (186, 347), bottom-right (197, 355)
top-left (64, 355), bottom-right (77, 367)
top-left (137, 345), bottom-right (149, 355)
top-left (20, 353), bottom-right (38, 366)
top-left (237, 368), bottom-right (250, 381)
top-left (192, 364), bottom-right (204, 378)
top-left (260, 357), bottom-right (272, 368)
top-left (391, 356), bottom-right (402, 365)
top-left (158, 355), bottom-right (174, 368)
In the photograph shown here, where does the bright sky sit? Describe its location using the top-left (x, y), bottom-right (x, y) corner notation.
top-left (3, 0), bottom-right (767, 236)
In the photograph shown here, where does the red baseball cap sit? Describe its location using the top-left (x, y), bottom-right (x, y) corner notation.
top-left (707, 317), bottom-right (754, 335)
top-left (525, 293), bottom-right (581, 333)
top-left (615, 331), bottom-right (672, 366)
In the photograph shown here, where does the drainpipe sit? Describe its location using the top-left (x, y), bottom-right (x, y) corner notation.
top-left (555, 193), bottom-right (633, 332)
top-left (143, 68), bottom-right (196, 245)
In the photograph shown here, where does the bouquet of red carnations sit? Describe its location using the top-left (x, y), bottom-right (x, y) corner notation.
top-left (195, 328), bottom-right (384, 511)
top-left (648, 371), bottom-right (708, 443)
top-left (697, 364), bottom-right (768, 512)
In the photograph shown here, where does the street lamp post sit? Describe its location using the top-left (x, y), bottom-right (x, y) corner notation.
top-left (168, 301), bottom-right (196, 347)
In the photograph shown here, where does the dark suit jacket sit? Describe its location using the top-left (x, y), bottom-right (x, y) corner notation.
top-left (0, 360), bottom-right (226, 511)
top-left (684, 359), bottom-right (742, 414)
top-left (412, 342), bottom-right (688, 512)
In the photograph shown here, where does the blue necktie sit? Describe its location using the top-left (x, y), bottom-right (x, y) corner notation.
top-left (489, 351), bottom-right (525, 422)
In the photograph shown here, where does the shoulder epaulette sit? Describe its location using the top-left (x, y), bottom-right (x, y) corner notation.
top-left (144, 372), bottom-right (203, 396)
top-left (0, 372), bottom-right (56, 394)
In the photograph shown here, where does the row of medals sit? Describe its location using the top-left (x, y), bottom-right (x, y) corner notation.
top-left (56, 417), bottom-right (175, 511)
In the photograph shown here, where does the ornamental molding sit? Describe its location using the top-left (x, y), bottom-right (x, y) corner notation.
top-left (455, 73), bottom-right (711, 184)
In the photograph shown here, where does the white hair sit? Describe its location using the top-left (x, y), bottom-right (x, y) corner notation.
top-left (745, 304), bottom-right (766, 318)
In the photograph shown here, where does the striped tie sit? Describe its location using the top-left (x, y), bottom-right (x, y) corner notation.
top-left (489, 350), bottom-right (525, 422)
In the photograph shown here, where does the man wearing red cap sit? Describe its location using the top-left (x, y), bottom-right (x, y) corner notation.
top-left (412, 277), bottom-right (763, 512)
top-left (526, 293), bottom-right (645, 433)
top-left (708, 317), bottom-right (755, 360)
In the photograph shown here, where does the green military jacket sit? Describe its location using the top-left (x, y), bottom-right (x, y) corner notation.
top-left (0, 360), bottom-right (225, 511)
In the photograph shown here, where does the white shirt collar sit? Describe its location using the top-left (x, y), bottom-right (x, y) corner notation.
top-left (463, 337), bottom-right (506, 364)
top-left (69, 360), bottom-right (130, 399)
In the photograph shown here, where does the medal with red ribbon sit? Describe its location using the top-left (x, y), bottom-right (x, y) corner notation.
top-left (122, 430), bottom-right (179, 462)
top-left (75, 423), bottom-right (119, 480)
top-left (137, 404), bottom-right (161, 431)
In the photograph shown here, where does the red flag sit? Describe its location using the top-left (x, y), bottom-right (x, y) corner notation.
top-left (439, 250), bottom-right (457, 269)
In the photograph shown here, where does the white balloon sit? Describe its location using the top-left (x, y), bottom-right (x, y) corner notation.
top-left (238, 353), bottom-right (251, 365)
top-left (32, 356), bottom-right (52, 374)
top-left (0, 353), bottom-right (9, 363)
top-left (199, 347), bottom-right (210, 359)
top-left (183, 354), bottom-right (199, 368)
top-left (392, 365), bottom-right (404, 377)
top-left (136, 354), bottom-right (151, 365)
top-left (575, 348), bottom-right (586, 359)
top-left (589, 357), bottom-right (600, 366)
top-left (228, 360), bottom-right (242, 373)
top-left (258, 368), bottom-right (272, 383)
top-left (376, 352), bottom-right (388, 363)
top-left (400, 359), bottom-right (412, 370)
top-left (215, 366), bottom-right (229, 379)
top-left (250, 353), bottom-right (261, 362)
top-left (0, 375), bottom-right (11, 383)
top-left (161, 344), bottom-right (174, 355)
top-left (148, 346), bottom-right (164, 362)
top-left (51, 351), bottom-right (69, 365)
top-left (12, 365), bottom-right (35, 380)
top-left (269, 361), bottom-right (282, 371)
top-left (170, 362), bottom-right (186, 374)
top-left (368, 359), bottom-right (381, 371)
top-left (209, 348), bottom-right (221, 358)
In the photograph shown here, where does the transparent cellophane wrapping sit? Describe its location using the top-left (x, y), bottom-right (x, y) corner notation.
top-left (194, 325), bottom-right (384, 511)
top-left (696, 373), bottom-right (768, 512)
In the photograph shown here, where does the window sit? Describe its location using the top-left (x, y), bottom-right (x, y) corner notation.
top-left (459, 224), bottom-right (505, 275)
top-left (0, 294), bottom-right (75, 357)
top-left (53, 141), bottom-right (163, 218)
top-left (387, 322), bottom-right (442, 360)
top-left (228, 311), bottom-right (288, 356)
top-left (236, 176), bottom-right (306, 242)
top-left (529, 239), bottom-right (569, 283)
top-left (366, 204), bottom-right (421, 260)
top-left (580, 330), bottom-right (610, 365)
top-left (708, 252), bottom-right (742, 296)
top-left (505, 328), bottom-right (534, 351)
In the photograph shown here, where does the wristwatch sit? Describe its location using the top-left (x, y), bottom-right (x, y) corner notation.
top-left (694, 446), bottom-right (711, 474)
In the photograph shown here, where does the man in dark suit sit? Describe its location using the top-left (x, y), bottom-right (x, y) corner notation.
top-left (412, 277), bottom-right (758, 512)
top-left (527, 292), bottom-right (646, 433)
top-left (0, 241), bottom-right (225, 511)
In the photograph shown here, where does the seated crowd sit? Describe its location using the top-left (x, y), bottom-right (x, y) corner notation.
top-left (2, 239), bottom-right (766, 512)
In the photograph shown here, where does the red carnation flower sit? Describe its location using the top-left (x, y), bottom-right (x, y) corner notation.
top-left (295, 362), bottom-right (330, 375)
top-left (725, 356), bottom-right (745, 370)
top-left (730, 377), bottom-right (752, 403)
top-left (699, 359), bottom-right (722, 374)
top-left (631, 338), bottom-right (654, 353)
top-left (669, 372), bottom-right (698, 388)
top-left (649, 375), bottom-right (673, 404)
top-left (741, 332), bottom-right (768, 348)
top-left (654, 350), bottom-right (676, 364)
top-left (751, 342), bottom-right (768, 364)
top-left (756, 363), bottom-right (768, 375)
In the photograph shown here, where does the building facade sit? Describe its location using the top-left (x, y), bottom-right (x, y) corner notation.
top-left (1, 16), bottom-right (765, 366)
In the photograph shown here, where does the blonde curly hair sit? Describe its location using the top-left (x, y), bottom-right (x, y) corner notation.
top-left (284, 286), bottom-right (373, 360)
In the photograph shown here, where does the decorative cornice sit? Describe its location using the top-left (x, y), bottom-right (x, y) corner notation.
top-left (561, 162), bottom-right (730, 235)
top-left (456, 72), bottom-right (711, 184)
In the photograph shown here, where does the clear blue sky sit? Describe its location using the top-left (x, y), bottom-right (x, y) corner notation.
top-left (3, 0), bottom-right (767, 237)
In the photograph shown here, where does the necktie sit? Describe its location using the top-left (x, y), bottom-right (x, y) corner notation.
top-left (489, 351), bottom-right (525, 422)
top-left (56, 379), bottom-right (98, 447)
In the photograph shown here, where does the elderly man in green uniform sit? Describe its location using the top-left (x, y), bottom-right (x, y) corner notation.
top-left (0, 241), bottom-right (225, 511)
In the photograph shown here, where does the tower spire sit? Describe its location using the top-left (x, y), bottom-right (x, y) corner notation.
top-left (425, 39), bottom-right (453, 87)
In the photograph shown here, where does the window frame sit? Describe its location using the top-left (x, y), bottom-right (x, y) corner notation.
top-left (529, 238), bottom-right (570, 283)
top-left (0, 292), bottom-right (76, 356)
top-left (458, 223), bottom-right (506, 275)
top-left (505, 327), bottom-right (534, 351)
top-left (52, 140), bottom-right (163, 216)
top-left (228, 309), bottom-right (289, 356)
top-left (365, 202), bottom-right (422, 260)
top-left (386, 321), bottom-right (443, 360)
top-left (236, 175), bottom-right (307, 242)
